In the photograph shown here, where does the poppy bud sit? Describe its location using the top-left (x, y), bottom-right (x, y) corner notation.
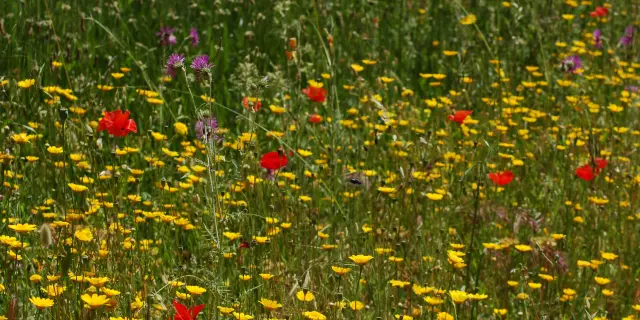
top-left (288, 37), bottom-right (297, 49)
top-left (58, 108), bottom-right (68, 122)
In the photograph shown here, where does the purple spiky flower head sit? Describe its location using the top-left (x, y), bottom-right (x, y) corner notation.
top-left (190, 28), bottom-right (199, 47)
top-left (156, 26), bottom-right (177, 46)
top-left (195, 116), bottom-right (221, 142)
top-left (190, 55), bottom-right (211, 72)
top-left (620, 25), bottom-right (634, 46)
top-left (165, 53), bottom-right (185, 77)
top-left (593, 29), bottom-right (602, 48)
top-left (562, 55), bottom-right (582, 74)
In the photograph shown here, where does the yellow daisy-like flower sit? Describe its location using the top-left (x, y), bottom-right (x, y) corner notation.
top-left (174, 122), bottom-right (189, 136)
top-left (349, 255), bottom-right (374, 265)
top-left (81, 294), bottom-right (110, 309)
top-left (460, 14), bottom-right (477, 25)
top-left (302, 311), bottom-right (327, 320)
top-left (18, 79), bottom-right (36, 88)
top-left (30, 297), bottom-right (54, 310)
top-left (47, 146), bottom-right (64, 154)
top-left (185, 285), bottom-right (207, 295)
top-left (8, 223), bottom-right (37, 233)
top-left (259, 298), bottom-right (282, 311)
top-left (296, 290), bottom-right (315, 302)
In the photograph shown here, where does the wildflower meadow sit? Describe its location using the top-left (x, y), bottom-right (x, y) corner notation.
top-left (1, 0), bottom-right (639, 319)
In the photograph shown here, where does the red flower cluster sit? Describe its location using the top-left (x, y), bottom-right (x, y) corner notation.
top-left (171, 300), bottom-right (204, 320)
top-left (589, 6), bottom-right (608, 18)
top-left (97, 110), bottom-right (137, 137)
top-left (575, 158), bottom-right (608, 181)
top-left (302, 86), bottom-right (327, 103)
top-left (447, 110), bottom-right (472, 124)
top-left (260, 151), bottom-right (288, 170)
top-left (488, 170), bottom-right (514, 186)
top-left (242, 97), bottom-right (262, 112)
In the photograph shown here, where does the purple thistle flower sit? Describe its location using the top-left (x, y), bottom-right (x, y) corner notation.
top-left (620, 25), bottom-right (634, 46)
top-left (156, 26), bottom-right (177, 46)
top-left (190, 55), bottom-right (211, 71)
top-left (593, 29), bottom-right (602, 49)
top-left (562, 55), bottom-right (582, 74)
top-left (190, 28), bottom-right (199, 47)
top-left (195, 116), bottom-right (221, 142)
top-left (165, 53), bottom-right (185, 77)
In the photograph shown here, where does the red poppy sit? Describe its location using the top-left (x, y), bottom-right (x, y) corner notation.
top-left (594, 157), bottom-right (608, 170)
top-left (238, 241), bottom-right (250, 250)
top-left (260, 151), bottom-right (288, 170)
top-left (575, 164), bottom-right (596, 181)
top-left (308, 114), bottom-right (323, 124)
top-left (590, 6), bottom-right (608, 17)
top-left (242, 97), bottom-right (262, 112)
top-left (171, 300), bottom-right (204, 320)
top-left (302, 86), bottom-right (327, 103)
top-left (447, 110), bottom-right (473, 124)
top-left (487, 170), bottom-right (514, 186)
top-left (97, 110), bottom-right (137, 137)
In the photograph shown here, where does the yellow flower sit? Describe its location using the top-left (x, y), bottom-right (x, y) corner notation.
top-left (449, 290), bottom-right (468, 303)
top-left (18, 79), bottom-right (36, 88)
top-left (594, 277), bottom-right (611, 285)
top-left (426, 193), bottom-right (444, 200)
top-left (186, 285), bottom-right (207, 295)
top-left (377, 186), bottom-right (397, 193)
top-left (111, 73), bottom-right (125, 79)
top-left (75, 228), bottom-right (93, 242)
top-left (601, 251), bottom-right (618, 261)
top-left (351, 64), bottom-right (364, 72)
top-left (259, 273), bottom-right (274, 280)
top-left (81, 294), bottom-right (110, 309)
top-left (47, 146), bottom-right (63, 154)
top-left (437, 312), bottom-right (454, 320)
top-left (515, 244), bottom-right (532, 252)
top-left (460, 14), bottom-right (477, 25)
top-left (30, 297), bottom-right (54, 309)
top-left (296, 290), bottom-right (315, 302)
top-left (349, 255), bottom-right (374, 265)
top-left (30, 274), bottom-right (43, 283)
top-left (331, 266), bottom-right (351, 275)
top-left (11, 133), bottom-right (36, 144)
top-left (528, 282), bottom-right (542, 289)
top-left (239, 275), bottom-right (252, 281)
top-left (68, 183), bottom-right (88, 192)
top-left (233, 312), bottom-right (254, 320)
top-left (174, 122), bottom-right (188, 136)
top-left (218, 306), bottom-right (235, 314)
top-left (41, 285), bottom-right (66, 297)
top-left (9, 223), bottom-right (37, 233)
top-left (259, 298), bottom-right (282, 311)
top-left (349, 301), bottom-right (364, 311)
top-left (302, 311), bottom-right (327, 320)
top-left (269, 104), bottom-right (286, 114)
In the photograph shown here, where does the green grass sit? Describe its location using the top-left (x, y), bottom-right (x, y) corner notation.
top-left (0, 0), bottom-right (639, 319)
